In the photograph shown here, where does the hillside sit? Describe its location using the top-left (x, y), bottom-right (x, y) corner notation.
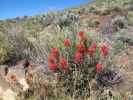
top-left (0, 0), bottom-right (133, 100)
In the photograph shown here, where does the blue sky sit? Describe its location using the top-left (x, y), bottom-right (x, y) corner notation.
top-left (0, 0), bottom-right (92, 20)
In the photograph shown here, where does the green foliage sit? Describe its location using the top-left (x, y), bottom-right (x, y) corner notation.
top-left (114, 41), bottom-right (126, 50)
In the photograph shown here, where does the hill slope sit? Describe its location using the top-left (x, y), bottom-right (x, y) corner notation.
top-left (0, 0), bottom-right (133, 99)
top-left (0, 0), bottom-right (132, 64)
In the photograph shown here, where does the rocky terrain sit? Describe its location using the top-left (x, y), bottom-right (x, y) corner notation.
top-left (0, 0), bottom-right (133, 100)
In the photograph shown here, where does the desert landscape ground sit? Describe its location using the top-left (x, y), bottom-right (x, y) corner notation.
top-left (0, 0), bottom-right (133, 100)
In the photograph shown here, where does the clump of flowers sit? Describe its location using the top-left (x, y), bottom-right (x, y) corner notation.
top-left (87, 43), bottom-right (97, 57)
top-left (74, 52), bottom-right (83, 64)
top-left (48, 31), bottom-right (110, 98)
top-left (96, 63), bottom-right (103, 73)
top-left (78, 31), bottom-right (88, 41)
top-left (59, 57), bottom-right (68, 71)
top-left (100, 45), bottom-right (109, 57)
top-left (48, 48), bottom-right (59, 72)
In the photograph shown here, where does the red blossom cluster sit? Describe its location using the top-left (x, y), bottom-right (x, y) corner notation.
top-left (48, 31), bottom-right (109, 74)
top-left (74, 52), bottom-right (83, 64)
top-left (78, 31), bottom-right (88, 41)
top-left (48, 48), bottom-right (59, 72)
top-left (87, 43), bottom-right (97, 57)
top-left (59, 58), bottom-right (68, 71)
top-left (64, 39), bottom-right (72, 46)
top-left (96, 63), bottom-right (103, 73)
top-left (48, 48), bottom-right (68, 72)
top-left (76, 44), bottom-right (86, 53)
top-left (100, 45), bottom-right (109, 57)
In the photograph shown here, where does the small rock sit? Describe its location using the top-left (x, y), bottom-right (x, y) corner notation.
top-left (90, 79), bottom-right (99, 91)
top-left (18, 78), bottom-right (29, 91)
top-left (3, 89), bottom-right (17, 100)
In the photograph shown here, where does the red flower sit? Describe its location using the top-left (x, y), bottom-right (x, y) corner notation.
top-left (91, 43), bottom-right (97, 49)
top-left (60, 58), bottom-right (68, 70)
top-left (74, 52), bottom-right (83, 64)
top-left (48, 48), bottom-right (59, 72)
top-left (96, 63), bottom-right (102, 73)
top-left (51, 48), bottom-right (59, 57)
top-left (88, 48), bottom-right (95, 57)
top-left (78, 31), bottom-right (87, 41)
top-left (48, 54), bottom-right (56, 64)
top-left (76, 44), bottom-right (85, 53)
top-left (64, 39), bottom-right (72, 46)
top-left (88, 43), bottom-right (97, 57)
top-left (49, 63), bottom-right (57, 72)
top-left (100, 45), bottom-right (109, 57)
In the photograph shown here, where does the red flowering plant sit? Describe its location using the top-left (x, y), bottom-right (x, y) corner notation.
top-left (48, 31), bottom-right (110, 98)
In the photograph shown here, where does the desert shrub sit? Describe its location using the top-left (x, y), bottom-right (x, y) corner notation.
top-left (113, 41), bottom-right (126, 53)
top-left (127, 11), bottom-right (133, 25)
top-left (100, 16), bottom-right (127, 34)
top-left (54, 12), bottom-right (79, 28)
top-left (112, 16), bottom-right (127, 29)
top-left (5, 33), bottom-right (35, 64)
top-left (41, 12), bottom-right (56, 27)
top-left (88, 6), bottom-right (98, 13)
top-left (95, 0), bottom-right (131, 10)
top-left (40, 30), bottom-right (65, 52)
top-left (79, 14), bottom-right (100, 27)
top-left (78, 8), bottom-right (86, 14)
top-left (87, 19), bottom-right (100, 27)
top-left (128, 0), bottom-right (133, 11)
top-left (47, 31), bottom-right (112, 99)
top-left (0, 33), bottom-right (14, 64)
top-left (95, 0), bottom-right (131, 16)
top-left (2, 32), bottom-right (45, 65)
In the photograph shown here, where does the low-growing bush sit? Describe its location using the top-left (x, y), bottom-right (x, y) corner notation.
top-left (100, 16), bottom-right (127, 34)
top-left (0, 33), bottom-right (14, 64)
top-left (54, 12), bottom-right (79, 28)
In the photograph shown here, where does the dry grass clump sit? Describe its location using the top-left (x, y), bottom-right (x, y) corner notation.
top-left (0, 33), bottom-right (14, 64)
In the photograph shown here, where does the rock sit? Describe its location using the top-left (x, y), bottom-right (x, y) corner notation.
top-left (90, 79), bottom-right (99, 91)
top-left (5, 67), bottom-right (26, 83)
top-left (25, 64), bottom-right (56, 99)
top-left (0, 76), bottom-right (17, 100)
top-left (18, 78), bottom-right (29, 91)
top-left (2, 89), bottom-right (16, 100)
top-left (0, 65), bottom-right (8, 77)
top-left (0, 61), bottom-right (56, 99)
